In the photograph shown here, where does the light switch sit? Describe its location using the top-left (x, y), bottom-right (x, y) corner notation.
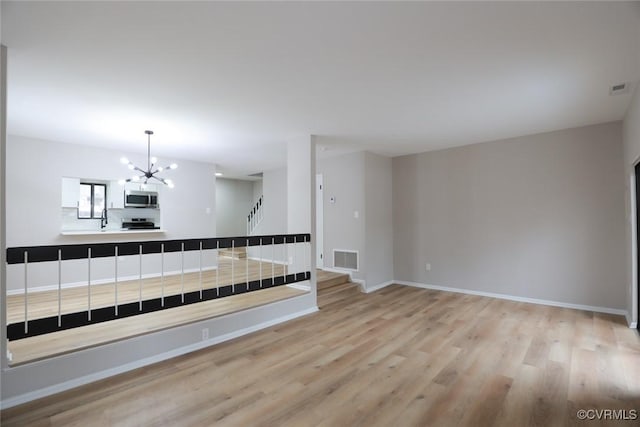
top-left (354, 210), bottom-right (359, 219)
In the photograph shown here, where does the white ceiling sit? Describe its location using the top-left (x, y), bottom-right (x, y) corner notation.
top-left (2, 1), bottom-right (640, 176)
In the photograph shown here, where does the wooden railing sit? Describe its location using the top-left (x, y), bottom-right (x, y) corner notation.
top-left (5, 233), bottom-right (311, 341)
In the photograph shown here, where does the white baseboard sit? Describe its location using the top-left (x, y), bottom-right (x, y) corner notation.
top-left (394, 280), bottom-right (629, 317)
top-left (287, 283), bottom-right (310, 291)
top-left (7, 266), bottom-right (219, 295)
top-left (0, 306), bottom-right (318, 410)
top-left (363, 280), bottom-right (394, 294)
top-left (625, 311), bottom-right (638, 328)
top-left (320, 266), bottom-right (353, 275)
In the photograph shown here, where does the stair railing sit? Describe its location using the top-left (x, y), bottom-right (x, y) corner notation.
top-left (247, 195), bottom-right (264, 235)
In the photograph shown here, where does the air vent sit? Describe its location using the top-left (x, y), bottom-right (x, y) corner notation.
top-left (248, 172), bottom-right (263, 178)
top-left (333, 249), bottom-right (359, 271)
top-left (610, 82), bottom-right (630, 95)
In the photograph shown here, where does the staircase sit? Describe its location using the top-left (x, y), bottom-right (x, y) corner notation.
top-left (247, 195), bottom-right (264, 235)
top-left (218, 246), bottom-right (247, 260)
top-left (317, 270), bottom-right (351, 291)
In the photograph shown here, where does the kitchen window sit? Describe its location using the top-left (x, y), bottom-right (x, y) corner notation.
top-left (78, 183), bottom-right (107, 219)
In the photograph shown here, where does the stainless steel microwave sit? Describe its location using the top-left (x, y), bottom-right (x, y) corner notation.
top-left (124, 190), bottom-right (159, 208)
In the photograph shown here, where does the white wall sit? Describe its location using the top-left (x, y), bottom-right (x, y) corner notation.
top-left (393, 122), bottom-right (627, 311)
top-left (247, 167), bottom-right (287, 263)
top-left (287, 136), bottom-right (316, 288)
top-left (252, 179), bottom-right (263, 204)
top-left (5, 135), bottom-right (217, 291)
top-left (317, 152), bottom-right (366, 281)
top-left (623, 86), bottom-right (640, 326)
top-left (215, 178), bottom-right (254, 237)
top-left (364, 152), bottom-right (394, 288)
top-left (317, 151), bottom-right (394, 289)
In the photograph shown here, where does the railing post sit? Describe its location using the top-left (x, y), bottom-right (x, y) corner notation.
top-left (87, 247), bottom-right (92, 321)
top-left (216, 240), bottom-right (220, 296)
top-left (23, 251), bottom-right (28, 334)
top-left (271, 236), bottom-right (275, 285)
top-left (199, 241), bottom-right (203, 300)
top-left (57, 249), bottom-right (62, 327)
top-left (231, 239), bottom-right (235, 292)
top-left (305, 237), bottom-right (309, 280)
top-left (181, 242), bottom-right (185, 303)
top-left (259, 237), bottom-right (263, 288)
top-left (245, 238), bottom-right (249, 286)
top-left (161, 243), bottom-right (165, 307)
top-left (115, 246), bottom-right (119, 316)
top-left (293, 236), bottom-right (297, 278)
top-left (138, 244), bottom-right (143, 311)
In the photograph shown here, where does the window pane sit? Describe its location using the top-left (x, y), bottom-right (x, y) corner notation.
top-left (78, 184), bottom-right (92, 218)
top-left (94, 185), bottom-right (106, 216)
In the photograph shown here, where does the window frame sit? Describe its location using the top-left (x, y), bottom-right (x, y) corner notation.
top-left (78, 182), bottom-right (107, 219)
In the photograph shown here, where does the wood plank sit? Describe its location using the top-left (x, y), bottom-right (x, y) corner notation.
top-left (3, 284), bottom-right (639, 427)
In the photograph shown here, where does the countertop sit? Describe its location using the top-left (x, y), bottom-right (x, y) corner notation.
top-left (60, 229), bottom-right (167, 236)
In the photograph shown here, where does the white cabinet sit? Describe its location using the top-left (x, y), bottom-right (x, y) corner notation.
top-left (109, 180), bottom-right (125, 209)
top-left (61, 177), bottom-right (80, 208)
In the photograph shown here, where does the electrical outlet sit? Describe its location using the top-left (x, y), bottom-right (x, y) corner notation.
top-left (202, 328), bottom-right (209, 341)
top-left (425, 263), bottom-right (431, 271)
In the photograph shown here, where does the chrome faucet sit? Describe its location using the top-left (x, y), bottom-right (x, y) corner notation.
top-left (100, 208), bottom-right (108, 229)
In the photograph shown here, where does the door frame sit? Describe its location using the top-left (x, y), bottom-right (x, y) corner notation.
top-left (631, 161), bottom-right (639, 329)
top-left (316, 174), bottom-right (324, 268)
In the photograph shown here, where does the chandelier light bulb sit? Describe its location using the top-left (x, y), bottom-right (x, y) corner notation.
top-left (119, 130), bottom-right (176, 187)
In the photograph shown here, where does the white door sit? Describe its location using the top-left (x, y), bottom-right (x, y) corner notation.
top-left (316, 174), bottom-right (324, 268)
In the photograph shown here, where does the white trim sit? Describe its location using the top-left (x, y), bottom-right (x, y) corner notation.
top-left (630, 164), bottom-right (639, 328)
top-left (0, 306), bottom-right (318, 410)
top-left (625, 311), bottom-right (638, 329)
top-left (287, 283), bottom-right (310, 291)
top-left (363, 280), bottom-right (394, 294)
top-left (316, 174), bottom-right (324, 268)
top-left (6, 266), bottom-right (218, 295)
top-left (395, 280), bottom-right (629, 317)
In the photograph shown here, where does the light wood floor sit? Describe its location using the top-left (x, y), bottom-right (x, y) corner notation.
top-left (6, 258), bottom-right (288, 323)
top-left (2, 284), bottom-right (640, 426)
top-left (6, 258), bottom-right (298, 365)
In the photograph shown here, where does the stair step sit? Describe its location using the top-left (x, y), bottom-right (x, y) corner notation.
top-left (218, 247), bottom-right (247, 259)
top-left (317, 270), bottom-right (351, 290)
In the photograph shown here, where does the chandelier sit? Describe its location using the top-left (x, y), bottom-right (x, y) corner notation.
top-left (119, 130), bottom-right (177, 188)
